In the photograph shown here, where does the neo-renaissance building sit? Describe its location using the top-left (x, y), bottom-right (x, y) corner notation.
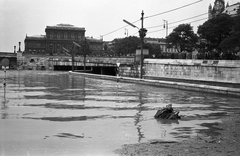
top-left (24, 24), bottom-right (103, 55)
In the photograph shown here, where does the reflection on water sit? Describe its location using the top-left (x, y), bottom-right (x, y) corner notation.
top-left (1, 86), bottom-right (8, 119)
top-left (1, 70), bottom-right (240, 155)
top-left (134, 92), bottom-right (145, 142)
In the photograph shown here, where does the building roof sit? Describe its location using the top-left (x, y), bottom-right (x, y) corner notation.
top-left (144, 37), bottom-right (167, 44)
top-left (0, 52), bottom-right (17, 56)
top-left (46, 23), bottom-right (85, 31)
top-left (86, 36), bottom-right (103, 43)
top-left (25, 35), bottom-right (46, 40)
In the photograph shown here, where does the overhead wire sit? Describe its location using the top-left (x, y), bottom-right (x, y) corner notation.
top-left (101, 19), bottom-right (141, 38)
top-left (146, 12), bottom-right (208, 29)
top-left (144, 0), bottom-right (203, 19)
top-left (146, 8), bottom-right (239, 35)
top-left (100, 0), bottom-right (204, 38)
top-left (147, 17), bottom-right (208, 34)
top-left (130, 12), bottom-right (208, 35)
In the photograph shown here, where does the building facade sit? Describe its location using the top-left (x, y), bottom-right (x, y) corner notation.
top-left (86, 36), bottom-right (104, 55)
top-left (222, 2), bottom-right (240, 16)
top-left (208, 0), bottom-right (240, 19)
top-left (144, 38), bottom-right (178, 53)
top-left (24, 24), bottom-right (103, 55)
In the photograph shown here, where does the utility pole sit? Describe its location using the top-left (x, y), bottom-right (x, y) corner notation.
top-left (139, 11), bottom-right (147, 79)
top-left (123, 11), bottom-right (147, 79)
top-left (140, 11), bottom-right (144, 79)
top-left (72, 44), bottom-right (75, 71)
top-left (83, 38), bottom-right (87, 72)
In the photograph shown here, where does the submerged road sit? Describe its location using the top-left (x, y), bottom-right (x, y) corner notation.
top-left (1, 70), bottom-right (240, 156)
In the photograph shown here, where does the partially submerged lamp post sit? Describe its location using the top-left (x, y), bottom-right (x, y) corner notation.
top-left (1, 58), bottom-right (9, 87)
top-left (116, 62), bottom-right (120, 77)
top-left (123, 10), bottom-right (147, 79)
top-left (62, 41), bottom-right (81, 72)
top-left (73, 41), bottom-right (81, 72)
top-left (62, 47), bottom-right (72, 71)
top-left (82, 38), bottom-right (88, 72)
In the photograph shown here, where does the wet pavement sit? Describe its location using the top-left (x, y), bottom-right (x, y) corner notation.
top-left (1, 70), bottom-right (240, 156)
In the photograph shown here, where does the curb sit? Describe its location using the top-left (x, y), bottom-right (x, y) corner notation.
top-left (69, 71), bottom-right (240, 97)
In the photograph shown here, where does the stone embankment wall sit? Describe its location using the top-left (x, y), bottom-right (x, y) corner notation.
top-left (120, 59), bottom-right (240, 84)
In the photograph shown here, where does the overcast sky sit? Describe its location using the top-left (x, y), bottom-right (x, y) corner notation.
top-left (0, 0), bottom-right (238, 52)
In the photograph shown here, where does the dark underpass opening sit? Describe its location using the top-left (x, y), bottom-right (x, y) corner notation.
top-left (54, 65), bottom-right (117, 76)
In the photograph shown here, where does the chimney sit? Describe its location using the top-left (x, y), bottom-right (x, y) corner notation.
top-left (18, 42), bottom-right (21, 52)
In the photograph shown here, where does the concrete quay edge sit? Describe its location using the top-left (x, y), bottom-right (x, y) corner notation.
top-left (69, 71), bottom-right (240, 97)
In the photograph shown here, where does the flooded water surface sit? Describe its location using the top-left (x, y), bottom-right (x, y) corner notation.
top-left (1, 70), bottom-right (240, 156)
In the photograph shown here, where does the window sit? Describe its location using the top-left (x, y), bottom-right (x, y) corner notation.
top-left (78, 34), bottom-right (82, 40)
top-left (50, 33), bottom-right (53, 39)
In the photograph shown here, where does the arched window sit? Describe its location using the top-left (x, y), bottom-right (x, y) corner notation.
top-left (64, 33), bottom-right (68, 39)
top-left (50, 33), bottom-right (54, 39)
top-left (78, 34), bottom-right (82, 40)
top-left (57, 33), bottom-right (60, 39)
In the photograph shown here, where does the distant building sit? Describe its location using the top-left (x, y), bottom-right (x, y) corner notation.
top-left (208, 0), bottom-right (240, 19)
top-left (25, 35), bottom-right (47, 55)
top-left (144, 37), bottom-right (178, 53)
top-left (86, 36), bottom-right (104, 54)
top-left (222, 2), bottom-right (240, 17)
top-left (24, 24), bottom-right (103, 55)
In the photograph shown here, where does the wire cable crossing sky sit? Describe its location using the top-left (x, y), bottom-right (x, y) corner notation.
top-left (144, 0), bottom-right (203, 19)
top-left (101, 0), bottom-right (204, 38)
top-left (0, 0), bottom-right (239, 52)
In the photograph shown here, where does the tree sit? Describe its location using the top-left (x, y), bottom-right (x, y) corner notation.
top-left (219, 10), bottom-right (240, 56)
top-left (144, 43), bottom-right (162, 58)
top-left (112, 36), bottom-right (140, 56)
top-left (166, 24), bottom-right (198, 53)
top-left (112, 36), bottom-right (163, 58)
top-left (75, 39), bottom-right (90, 71)
top-left (197, 14), bottom-right (233, 58)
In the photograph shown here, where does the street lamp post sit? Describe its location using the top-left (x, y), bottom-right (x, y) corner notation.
top-left (50, 44), bottom-right (53, 56)
top-left (116, 62), bottom-right (120, 76)
top-left (71, 44), bottom-right (75, 71)
top-left (116, 62), bottom-right (121, 83)
top-left (163, 20), bottom-right (168, 37)
top-left (140, 11), bottom-right (144, 79)
top-left (73, 41), bottom-right (81, 72)
top-left (123, 10), bottom-right (147, 79)
top-left (124, 28), bottom-right (128, 37)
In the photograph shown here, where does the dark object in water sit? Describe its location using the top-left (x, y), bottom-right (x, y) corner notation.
top-left (154, 104), bottom-right (180, 120)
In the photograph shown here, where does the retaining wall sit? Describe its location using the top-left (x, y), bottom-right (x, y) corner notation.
top-left (69, 71), bottom-right (240, 97)
top-left (120, 59), bottom-right (240, 84)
